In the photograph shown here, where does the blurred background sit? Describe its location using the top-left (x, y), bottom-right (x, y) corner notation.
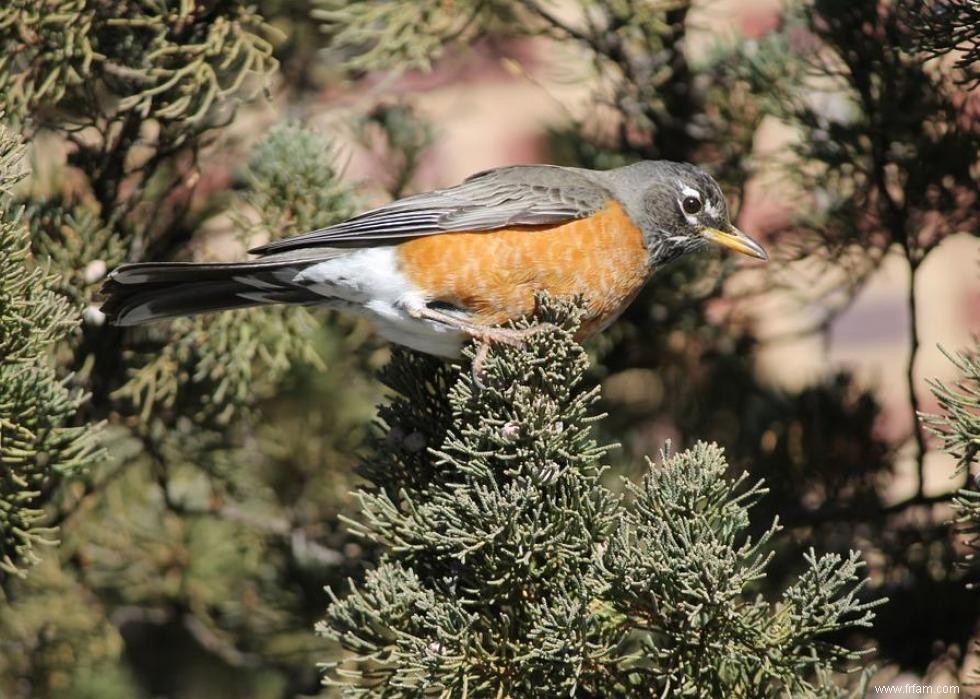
top-left (0, 0), bottom-right (978, 696)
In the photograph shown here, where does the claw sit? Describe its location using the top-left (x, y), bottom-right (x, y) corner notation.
top-left (471, 341), bottom-right (491, 387)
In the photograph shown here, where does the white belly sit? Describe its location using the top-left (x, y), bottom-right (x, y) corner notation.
top-left (289, 247), bottom-right (467, 358)
top-left (368, 309), bottom-right (466, 357)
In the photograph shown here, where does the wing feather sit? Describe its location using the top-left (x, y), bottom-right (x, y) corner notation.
top-left (249, 165), bottom-right (608, 254)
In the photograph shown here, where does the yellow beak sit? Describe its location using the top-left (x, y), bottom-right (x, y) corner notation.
top-left (701, 226), bottom-right (768, 261)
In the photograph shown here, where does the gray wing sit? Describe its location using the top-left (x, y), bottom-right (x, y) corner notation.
top-left (249, 164), bottom-right (609, 255)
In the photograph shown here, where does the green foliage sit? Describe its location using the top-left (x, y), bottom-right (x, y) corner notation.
top-left (1, 2), bottom-right (372, 693)
top-left (25, 202), bottom-right (123, 306)
top-left (1, 0), bottom-right (974, 693)
top-left (0, 0), bottom-right (281, 281)
top-left (750, 0), bottom-right (977, 262)
top-left (242, 123), bottom-right (358, 236)
top-left (354, 103), bottom-right (435, 198)
top-left (115, 124), bottom-right (356, 423)
top-left (0, 0), bottom-right (278, 129)
top-left (0, 121), bottom-right (99, 578)
top-left (319, 302), bottom-right (879, 697)
top-left (924, 345), bottom-right (980, 585)
top-left (924, 347), bottom-right (980, 475)
top-left (313, 0), bottom-right (511, 72)
top-left (608, 443), bottom-right (877, 696)
top-left (0, 115), bottom-right (378, 695)
top-left (0, 557), bottom-right (138, 698)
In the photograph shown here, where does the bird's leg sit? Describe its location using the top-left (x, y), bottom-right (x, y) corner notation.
top-left (408, 305), bottom-right (554, 382)
top-left (409, 305), bottom-right (554, 346)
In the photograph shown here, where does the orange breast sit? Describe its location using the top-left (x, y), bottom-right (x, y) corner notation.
top-left (397, 201), bottom-right (651, 336)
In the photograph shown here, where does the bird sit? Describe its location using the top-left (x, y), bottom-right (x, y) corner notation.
top-left (101, 160), bottom-right (767, 359)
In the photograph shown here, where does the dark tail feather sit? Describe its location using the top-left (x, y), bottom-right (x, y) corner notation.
top-left (101, 257), bottom-right (326, 326)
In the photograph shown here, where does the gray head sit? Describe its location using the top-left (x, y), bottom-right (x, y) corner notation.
top-left (598, 160), bottom-right (767, 265)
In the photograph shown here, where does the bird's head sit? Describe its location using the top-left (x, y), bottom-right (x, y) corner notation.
top-left (606, 160), bottom-right (768, 265)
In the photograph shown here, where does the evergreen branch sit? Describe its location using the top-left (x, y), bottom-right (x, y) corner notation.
top-left (319, 299), bottom-right (879, 696)
top-left (0, 118), bottom-right (101, 579)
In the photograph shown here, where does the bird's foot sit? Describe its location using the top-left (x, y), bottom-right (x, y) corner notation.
top-left (471, 323), bottom-right (555, 347)
top-left (470, 324), bottom-right (555, 385)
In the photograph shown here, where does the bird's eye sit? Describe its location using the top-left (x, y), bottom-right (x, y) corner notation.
top-left (682, 196), bottom-right (702, 215)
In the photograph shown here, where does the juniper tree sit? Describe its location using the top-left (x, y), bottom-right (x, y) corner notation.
top-left (0, 2), bottom-right (376, 693)
top-left (319, 301), bottom-right (880, 697)
top-left (901, 0), bottom-right (980, 86)
top-left (917, 341), bottom-right (980, 688)
top-left (724, 0), bottom-right (979, 672)
top-left (924, 345), bottom-right (980, 582)
top-left (0, 121), bottom-right (380, 696)
top-left (316, 0), bottom-right (975, 689)
top-left (0, 122), bottom-right (99, 580)
top-left (0, 0), bottom-right (972, 694)
top-left (743, 0), bottom-right (978, 493)
top-left (306, 8), bottom-right (974, 680)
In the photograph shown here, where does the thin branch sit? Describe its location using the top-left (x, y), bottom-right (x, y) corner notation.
top-left (183, 613), bottom-right (264, 668)
top-left (783, 485), bottom-right (967, 526)
top-left (907, 258), bottom-right (929, 500)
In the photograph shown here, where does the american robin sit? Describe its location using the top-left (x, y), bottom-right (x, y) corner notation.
top-left (102, 161), bottom-right (767, 358)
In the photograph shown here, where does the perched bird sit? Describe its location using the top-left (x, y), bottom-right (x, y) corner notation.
top-left (102, 161), bottom-right (766, 358)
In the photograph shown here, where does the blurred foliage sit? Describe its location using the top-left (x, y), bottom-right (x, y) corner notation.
top-left (736, 0), bottom-right (978, 620)
top-left (0, 556), bottom-right (139, 699)
top-left (0, 0), bottom-right (279, 272)
top-left (114, 123), bottom-right (356, 425)
top-left (758, 0), bottom-right (977, 267)
top-left (312, 0), bottom-right (514, 73)
top-left (0, 2), bottom-right (378, 695)
top-left (901, 0), bottom-right (980, 86)
top-left (320, 302), bottom-right (879, 697)
top-left (240, 123), bottom-right (358, 240)
top-left (0, 0), bottom-right (277, 130)
top-left (353, 102), bottom-right (435, 199)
